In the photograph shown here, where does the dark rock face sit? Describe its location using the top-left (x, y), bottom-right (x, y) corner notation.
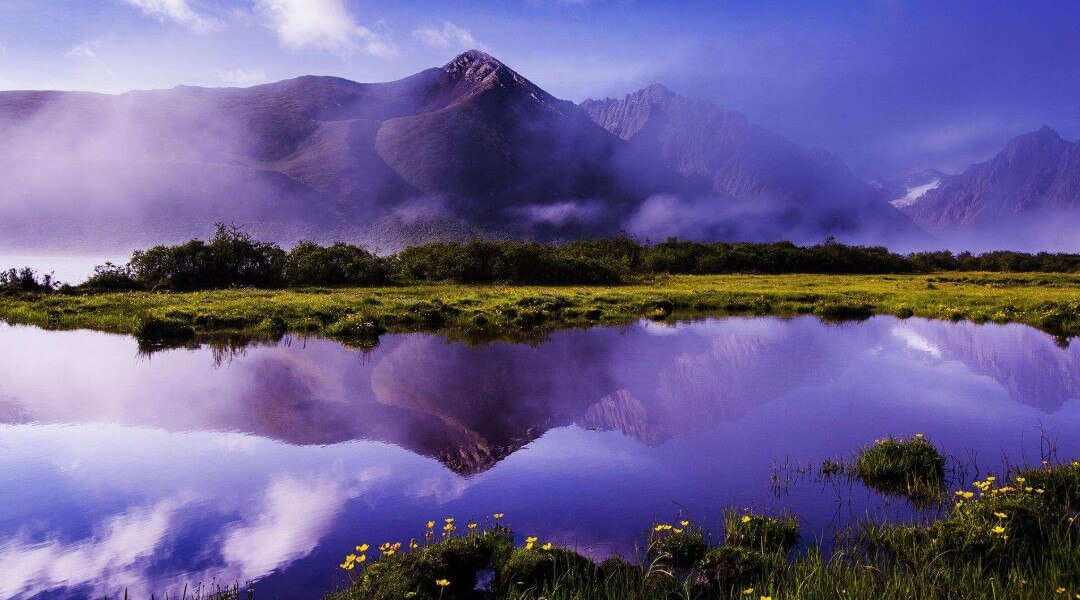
top-left (902, 127), bottom-right (1080, 250)
top-left (0, 51), bottom-right (930, 252)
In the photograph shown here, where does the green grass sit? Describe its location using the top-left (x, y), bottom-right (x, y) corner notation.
top-left (1, 273), bottom-right (1078, 349)
top-left (854, 434), bottom-right (948, 502)
top-left (324, 458), bottom-right (1080, 600)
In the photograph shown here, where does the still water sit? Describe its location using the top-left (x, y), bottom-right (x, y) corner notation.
top-left (0, 316), bottom-right (1078, 599)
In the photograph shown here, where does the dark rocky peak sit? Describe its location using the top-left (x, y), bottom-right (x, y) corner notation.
top-left (1002, 125), bottom-right (1069, 158)
top-left (441, 49), bottom-right (561, 108)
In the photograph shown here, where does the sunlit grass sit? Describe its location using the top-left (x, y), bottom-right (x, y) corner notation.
top-left (0, 273), bottom-right (1078, 349)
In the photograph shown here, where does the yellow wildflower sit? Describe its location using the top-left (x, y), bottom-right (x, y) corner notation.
top-left (991, 526), bottom-right (1005, 534)
top-left (427, 521), bottom-right (435, 529)
top-left (356, 544), bottom-right (369, 552)
top-left (742, 589), bottom-right (754, 595)
top-left (525, 536), bottom-right (538, 550)
top-left (994, 512), bottom-right (1007, 519)
top-left (435, 579), bottom-right (450, 587)
top-left (741, 516), bottom-right (752, 523)
top-left (542, 542), bottom-right (553, 551)
top-left (680, 520), bottom-right (690, 527)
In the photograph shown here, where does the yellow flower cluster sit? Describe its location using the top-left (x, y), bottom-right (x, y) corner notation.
top-left (342, 514), bottom-right (509, 572)
top-left (339, 545), bottom-right (369, 570)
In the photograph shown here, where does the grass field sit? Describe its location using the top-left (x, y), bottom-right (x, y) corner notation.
top-left (0, 273), bottom-right (1078, 347)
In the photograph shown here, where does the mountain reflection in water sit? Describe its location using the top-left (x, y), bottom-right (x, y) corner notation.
top-left (0, 316), bottom-right (1077, 599)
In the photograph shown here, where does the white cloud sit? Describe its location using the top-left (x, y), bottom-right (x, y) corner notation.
top-left (116, 0), bottom-right (216, 33)
top-left (412, 22), bottom-right (484, 51)
top-left (0, 501), bottom-right (177, 599)
top-left (221, 475), bottom-right (347, 576)
top-left (214, 67), bottom-right (269, 87)
top-left (253, 0), bottom-right (395, 56)
top-left (65, 41), bottom-right (100, 60)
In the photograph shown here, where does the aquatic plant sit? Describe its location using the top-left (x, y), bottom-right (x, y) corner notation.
top-left (322, 447), bottom-right (1080, 600)
top-left (855, 434), bottom-right (947, 501)
top-left (722, 511), bottom-right (801, 552)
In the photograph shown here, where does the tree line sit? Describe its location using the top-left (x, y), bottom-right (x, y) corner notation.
top-left (4, 225), bottom-right (1080, 294)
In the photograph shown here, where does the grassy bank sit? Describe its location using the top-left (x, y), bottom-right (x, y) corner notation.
top-left (1, 273), bottom-right (1078, 348)
top-left (324, 452), bottom-right (1080, 600)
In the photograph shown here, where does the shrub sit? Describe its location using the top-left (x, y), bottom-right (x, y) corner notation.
top-left (79, 262), bottom-right (142, 292)
top-left (0, 267), bottom-right (58, 295)
top-left (283, 242), bottom-right (392, 287)
top-left (130, 224), bottom-right (285, 291)
top-left (855, 434), bottom-right (946, 501)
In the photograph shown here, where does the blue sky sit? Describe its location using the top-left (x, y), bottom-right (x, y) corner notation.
top-left (0, 0), bottom-right (1078, 177)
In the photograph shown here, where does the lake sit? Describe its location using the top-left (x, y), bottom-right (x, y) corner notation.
top-left (0, 316), bottom-right (1078, 599)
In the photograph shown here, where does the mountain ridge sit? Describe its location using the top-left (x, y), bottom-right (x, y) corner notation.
top-left (0, 50), bottom-right (930, 252)
top-left (902, 126), bottom-right (1080, 250)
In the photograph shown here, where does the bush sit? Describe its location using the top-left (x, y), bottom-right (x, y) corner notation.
top-left (79, 262), bottom-right (142, 292)
top-left (283, 242), bottom-right (392, 287)
top-left (0, 267), bottom-right (58, 295)
top-left (130, 224), bottom-right (285, 291)
top-left (395, 240), bottom-right (622, 285)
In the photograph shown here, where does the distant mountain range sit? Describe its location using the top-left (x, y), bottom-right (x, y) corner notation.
top-left (0, 50), bottom-right (1076, 252)
top-left (897, 126), bottom-right (1080, 250)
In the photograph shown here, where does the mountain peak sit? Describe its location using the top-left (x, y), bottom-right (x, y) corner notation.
top-left (443, 49), bottom-right (503, 73)
top-left (440, 50), bottom-right (560, 109)
top-left (1003, 125), bottom-right (1067, 155)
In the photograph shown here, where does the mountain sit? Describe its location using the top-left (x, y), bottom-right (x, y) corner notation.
top-left (580, 84), bottom-right (928, 247)
top-left (871, 169), bottom-right (948, 209)
top-left (0, 51), bottom-right (927, 252)
top-left (902, 127), bottom-right (1080, 250)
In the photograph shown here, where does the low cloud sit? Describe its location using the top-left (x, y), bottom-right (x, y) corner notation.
top-left (214, 67), bottom-right (269, 87)
top-left (413, 22), bottom-right (485, 51)
top-left (624, 194), bottom-right (803, 243)
top-left (517, 200), bottom-right (607, 227)
top-left (116, 0), bottom-right (217, 33)
top-left (253, 0), bottom-right (395, 56)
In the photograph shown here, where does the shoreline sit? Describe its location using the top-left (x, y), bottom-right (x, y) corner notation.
top-left (0, 273), bottom-right (1078, 349)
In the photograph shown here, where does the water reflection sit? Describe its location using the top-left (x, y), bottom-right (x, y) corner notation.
top-left (0, 317), bottom-right (1077, 599)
